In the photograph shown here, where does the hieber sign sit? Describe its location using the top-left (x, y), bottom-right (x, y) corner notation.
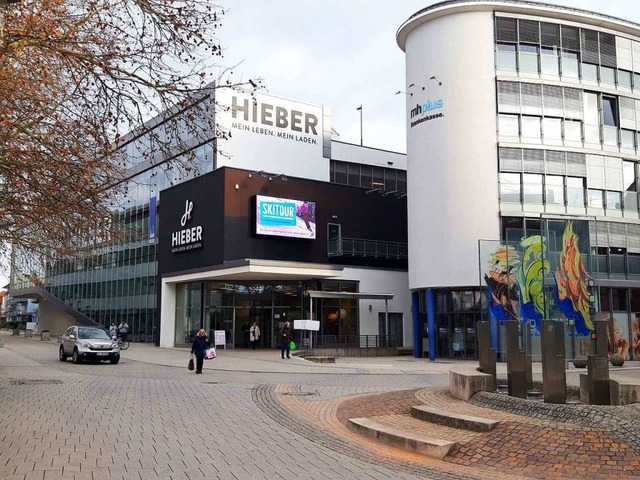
top-left (171, 200), bottom-right (203, 253)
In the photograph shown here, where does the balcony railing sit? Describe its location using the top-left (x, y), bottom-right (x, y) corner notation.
top-left (328, 238), bottom-right (408, 259)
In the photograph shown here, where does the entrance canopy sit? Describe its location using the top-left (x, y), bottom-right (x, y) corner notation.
top-left (305, 290), bottom-right (394, 300)
top-left (163, 259), bottom-right (343, 283)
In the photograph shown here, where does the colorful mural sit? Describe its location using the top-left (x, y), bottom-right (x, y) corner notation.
top-left (554, 221), bottom-right (593, 335)
top-left (484, 221), bottom-right (593, 334)
top-left (484, 245), bottom-right (519, 321)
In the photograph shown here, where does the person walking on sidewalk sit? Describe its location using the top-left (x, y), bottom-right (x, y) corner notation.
top-left (190, 329), bottom-right (210, 374)
top-left (249, 321), bottom-right (260, 350)
top-left (279, 321), bottom-right (293, 359)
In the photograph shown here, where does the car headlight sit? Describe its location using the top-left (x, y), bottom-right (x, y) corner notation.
top-left (111, 342), bottom-right (119, 349)
top-left (77, 341), bottom-right (89, 348)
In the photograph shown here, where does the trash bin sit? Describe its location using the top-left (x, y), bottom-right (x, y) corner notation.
top-left (41, 330), bottom-right (51, 341)
top-left (25, 329), bottom-right (33, 338)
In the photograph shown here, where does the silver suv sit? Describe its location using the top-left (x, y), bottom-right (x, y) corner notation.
top-left (59, 326), bottom-right (120, 364)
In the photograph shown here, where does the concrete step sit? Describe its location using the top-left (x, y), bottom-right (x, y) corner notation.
top-left (410, 405), bottom-right (499, 432)
top-left (347, 417), bottom-right (456, 459)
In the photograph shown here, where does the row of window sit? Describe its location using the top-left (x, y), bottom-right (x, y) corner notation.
top-left (499, 147), bottom-right (586, 176)
top-left (498, 114), bottom-right (640, 152)
top-left (329, 160), bottom-right (407, 194)
top-left (499, 171), bottom-right (640, 218)
top-left (495, 17), bottom-right (640, 83)
top-left (49, 276), bottom-right (157, 303)
top-left (48, 244), bottom-right (157, 276)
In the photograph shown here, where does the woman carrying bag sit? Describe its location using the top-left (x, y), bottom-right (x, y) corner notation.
top-left (191, 329), bottom-right (210, 374)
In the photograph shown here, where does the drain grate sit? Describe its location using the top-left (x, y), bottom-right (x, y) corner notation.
top-left (11, 379), bottom-right (63, 385)
top-left (282, 391), bottom-right (317, 396)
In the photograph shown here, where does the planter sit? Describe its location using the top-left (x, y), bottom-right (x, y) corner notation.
top-left (572, 355), bottom-right (588, 368)
top-left (610, 353), bottom-right (625, 367)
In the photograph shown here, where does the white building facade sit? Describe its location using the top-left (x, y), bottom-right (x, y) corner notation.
top-left (398, 1), bottom-right (640, 361)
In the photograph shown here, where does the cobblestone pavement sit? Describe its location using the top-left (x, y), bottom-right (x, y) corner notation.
top-left (3, 334), bottom-right (640, 480)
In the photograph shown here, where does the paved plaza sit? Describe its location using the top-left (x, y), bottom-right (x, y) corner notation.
top-left (0, 332), bottom-right (639, 479)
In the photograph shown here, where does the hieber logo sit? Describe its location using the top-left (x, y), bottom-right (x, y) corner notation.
top-left (171, 200), bottom-right (203, 253)
top-left (410, 99), bottom-right (444, 128)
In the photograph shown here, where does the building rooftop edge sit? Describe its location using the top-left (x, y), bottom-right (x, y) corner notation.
top-left (397, 0), bottom-right (640, 51)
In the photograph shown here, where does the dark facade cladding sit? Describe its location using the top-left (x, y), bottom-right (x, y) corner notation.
top-left (158, 167), bottom-right (408, 278)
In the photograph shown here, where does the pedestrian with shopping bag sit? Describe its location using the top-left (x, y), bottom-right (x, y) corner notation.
top-left (190, 329), bottom-right (210, 374)
top-left (279, 321), bottom-right (293, 359)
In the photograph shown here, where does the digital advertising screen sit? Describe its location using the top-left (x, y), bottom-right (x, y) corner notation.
top-left (255, 195), bottom-right (316, 239)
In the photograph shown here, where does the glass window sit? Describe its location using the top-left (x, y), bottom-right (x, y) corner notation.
top-left (347, 163), bottom-right (360, 187)
top-left (542, 117), bottom-right (562, 143)
top-left (635, 73), bottom-right (640, 91)
top-left (521, 116), bottom-right (541, 142)
top-left (588, 189), bottom-right (604, 208)
top-left (625, 192), bottom-right (638, 214)
top-left (603, 96), bottom-right (619, 127)
top-left (606, 191), bottom-right (622, 211)
top-left (396, 170), bottom-right (407, 194)
top-left (523, 173), bottom-right (543, 204)
top-left (499, 115), bottom-right (520, 138)
top-left (372, 167), bottom-right (384, 189)
top-left (581, 63), bottom-right (598, 82)
top-left (500, 173), bottom-right (521, 203)
top-left (519, 44), bottom-right (539, 74)
top-left (619, 70), bottom-right (632, 89)
top-left (567, 177), bottom-right (585, 207)
top-left (540, 47), bottom-right (559, 75)
top-left (624, 161), bottom-right (637, 191)
top-left (561, 51), bottom-right (579, 78)
top-left (563, 120), bottom-right (582, 144)
top-left (600, 67), bottom-right (616, 86)
top-left (545, 175), bottom-right (564, 205)
top-left (334, 162), bottom-right (347, 184)
top-left (384, 169), bottom-right (397, 191)
top-left (583, 92), bottom-right (599, 125)
top-left (497, 43), bottom-right (517, 71)
top-left (360, 165), bottom-right (372, 189)
top-left (621, 129), bottom-right (636, 150)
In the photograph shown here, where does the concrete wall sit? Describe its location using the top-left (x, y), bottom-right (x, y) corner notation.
top-left (342, 267), bottom-right (412, 347)
top-left (38, 301), bottom-right (76, 336)
top-left (401, 10), bottom-right (500, 290)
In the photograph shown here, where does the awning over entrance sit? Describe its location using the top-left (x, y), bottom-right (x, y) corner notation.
top-left (162, 259), bottom-right (343, 283)
top-left (305, 290), bottom-right (394, 300)
top-left (305, 291), bottom-right (395, 338)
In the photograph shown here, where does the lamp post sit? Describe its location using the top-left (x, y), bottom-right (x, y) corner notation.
top-left (356, 105), bottom-right (363, 146)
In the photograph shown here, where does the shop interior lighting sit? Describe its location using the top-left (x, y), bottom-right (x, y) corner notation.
top-left (365, 188), bottom-right (382, 195)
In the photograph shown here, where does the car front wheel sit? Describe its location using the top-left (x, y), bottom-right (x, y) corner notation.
top-left (59, 347), bottom-right (67, 362)
top-left (72, 348), bottom-right (81, 364)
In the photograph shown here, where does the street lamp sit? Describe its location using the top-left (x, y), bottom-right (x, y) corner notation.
top-left (356, 105), bottom-right (363, 146)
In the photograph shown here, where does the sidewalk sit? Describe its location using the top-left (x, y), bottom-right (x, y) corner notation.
top-left (3, 329), bottom-right (640, 383)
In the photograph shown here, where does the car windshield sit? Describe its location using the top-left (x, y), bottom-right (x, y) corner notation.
top-left (77, 328), bottom-right (110, 340)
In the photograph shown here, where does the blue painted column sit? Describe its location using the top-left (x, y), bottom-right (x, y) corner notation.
top-left (487, 289), bottom-right (499, 357)
top-left (427, 289), bottom-right (436, 362)
top-left (412, 291), bottom-right (420, 358)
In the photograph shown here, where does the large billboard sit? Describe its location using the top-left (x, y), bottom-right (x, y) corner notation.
top-left (215, 89), bottom-right (329, 181)
top-left (255, 195), bottom-right (316, 239)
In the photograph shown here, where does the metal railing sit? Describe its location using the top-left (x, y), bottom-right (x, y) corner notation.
top-left (315, 335), bottom-right (400, 348)
top-left (327, 238), bottom-right (408, 259)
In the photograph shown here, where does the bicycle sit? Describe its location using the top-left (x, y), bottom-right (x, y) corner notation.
top-left (113, 335), bottom-right (130, 351)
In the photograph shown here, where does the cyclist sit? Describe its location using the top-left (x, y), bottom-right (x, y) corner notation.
top-left (117, 321), bottom-right (129, 343)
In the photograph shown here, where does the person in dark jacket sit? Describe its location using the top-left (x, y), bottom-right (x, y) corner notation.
top-left (279, 322), bottom-right (293, 359)
top-left (191, 329), bottom-right (210, 374)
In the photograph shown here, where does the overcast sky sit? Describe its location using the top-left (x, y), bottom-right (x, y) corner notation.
top-left (217, 0), bottom-right (636, 153)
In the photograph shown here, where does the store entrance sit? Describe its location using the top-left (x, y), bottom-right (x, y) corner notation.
top-left (234, 306), bottom-right (274, 348)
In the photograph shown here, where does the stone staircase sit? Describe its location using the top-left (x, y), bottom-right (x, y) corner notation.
top-left (347, 405), bottom-right (500, 459)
